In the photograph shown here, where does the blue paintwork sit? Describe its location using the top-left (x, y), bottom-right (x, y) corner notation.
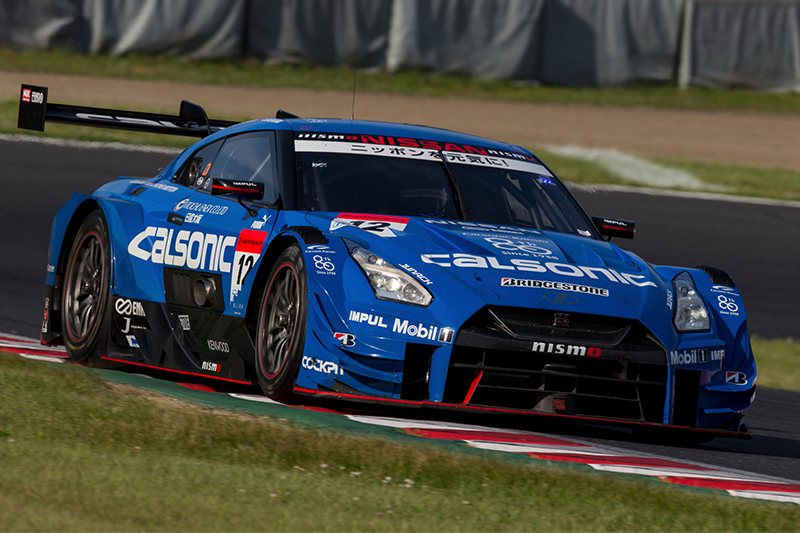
top-left (43, 117), bottom-right (756, 430)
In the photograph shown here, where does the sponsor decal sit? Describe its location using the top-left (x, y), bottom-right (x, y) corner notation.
top-left (115, 298), bottom-right (148, 335)
top-left (425, 219), bottom-right (541, 236)
top-left (76, 112), bottom-right (189, 130)
top-left (22, 88), bottom-right (44, 104)
top-left (421, 253), bottom-right (655, 288)
top-left (438, 327), bottom-right (455, 344)
top-left (553, 313), bottom-right (570, 327)
top-left (207, 339), bottom-right (229, 353)
top-left (532, 341), bottom-right (601, 358)
top-left (250, 214), bottom-right (271, 230)
top-left (392, 319), bottom-right (452, 343)
top-left (667, 289), bottom-right (673, 309)
top-left (726, 371), bottom-right (747, 385)
top-left (126, 335), bottom-right (139, 348)
top-left (201, 361), bottom-right (221, 372)
top-left (484, 237), bottom-right (558, 259)
top-left (178, 315), bottom-right (191, 331)
top-left (501, 278), bottom-right (609, 297)
top-left (41, 297), bottom-right (49, 334)
top-left (173, 199), bottom-right (229, 215)
top-left (669, 348), bottom-right (724, 366)
top-left (129, 180), bottom-right (179, 193)
top-left (399, 263), bottom-right (433, 286)
top-left (717, 295), bottom-right (740, 316)
top-left (334, 332), bottom-right (356, 347)
top-left (302, 356), bottom-right (344, 375)
top-left (115, 298), bottom-right (146, 317)
top-left (312, 254), bottom-right (335, 276)
top-left (294, 134), bottom-right (549, 175)
top-left (305, 244), bottom-right (335, 253)
top-left (185, 213), bottom-right (203, 224)
top-left (330, 213), bottom-right (409, 237)
top-left (349, 311), bottom-right (388, 328)
top-left (47, 264), bottom-right (55, 273)
top-left (710, 285), bottom-right (739, 297)
top-left (230, 229), bottom-right (268, 302)
top-left (128, 226), bottom-right (237, 273)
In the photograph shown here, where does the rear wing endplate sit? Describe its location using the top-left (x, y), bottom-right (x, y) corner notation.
top-left (17, 84), bottom-right (237, 138)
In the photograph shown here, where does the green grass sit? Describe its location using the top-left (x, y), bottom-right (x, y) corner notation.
top-left (1, 352), bottom-right (798, 531)
top-left (751, 337), bottom-right (800, 391)
top-left (4, 47), bottom-right (800, 114)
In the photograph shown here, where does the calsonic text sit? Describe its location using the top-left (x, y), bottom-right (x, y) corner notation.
top-left (421, 253), bottom-right (655, 287)
top-left (128, 226), bottom-right (237, 273)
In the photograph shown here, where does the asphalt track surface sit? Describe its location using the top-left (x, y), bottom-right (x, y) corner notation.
top-left (2, 137), bottom-right (799, 484)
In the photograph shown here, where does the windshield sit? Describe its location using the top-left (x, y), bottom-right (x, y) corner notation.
top-left (296, 141), bottom-right (599, 238)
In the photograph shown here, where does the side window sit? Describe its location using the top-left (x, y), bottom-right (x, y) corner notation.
top-left (174, 139), bottom-right (223, 188)
top-left (210, 132), bottom-right (279, 204)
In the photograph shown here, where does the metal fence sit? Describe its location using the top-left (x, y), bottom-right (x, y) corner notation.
top-left (2, 0), bottom-right (798, 91)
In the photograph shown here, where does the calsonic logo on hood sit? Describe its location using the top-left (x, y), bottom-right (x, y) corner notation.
top-left (330, 213), bottom-right (409, 237)
top-left (421, 253), bottom-right (656, 287)
top-left (128, 226), bottom-right (236, 273)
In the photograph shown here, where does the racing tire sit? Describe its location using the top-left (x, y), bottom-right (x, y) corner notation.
top-left (255, 244), bottom-right (308, 402)
top-left (62, 211), bottom-right (112, 364)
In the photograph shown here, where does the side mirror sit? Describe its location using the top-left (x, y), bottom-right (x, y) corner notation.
top-left (592, 216), bottom-right (635, 240)
top-left (211, 178), bottom-right (264, 200)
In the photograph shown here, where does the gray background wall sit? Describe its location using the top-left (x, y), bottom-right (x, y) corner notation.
top-left (1, 0), bottom-right (798, 91)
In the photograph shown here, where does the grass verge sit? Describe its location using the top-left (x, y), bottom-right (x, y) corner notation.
top-left (751, 337), bottom-right (800, 391)
top-left (3, 48), bottom-right (800, 114)
top-left (1, 352), bottom-right (798, 531)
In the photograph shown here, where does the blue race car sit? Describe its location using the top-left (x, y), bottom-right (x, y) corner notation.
top-left (21, 84), bottom-right (755, 440)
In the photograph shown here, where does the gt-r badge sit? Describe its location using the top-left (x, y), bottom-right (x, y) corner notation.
top-left (334, 333), bottom-right (356, 347)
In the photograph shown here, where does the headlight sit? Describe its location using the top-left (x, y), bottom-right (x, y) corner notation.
top-left (672, 274), bottom-right (710, 332)
top-left (350, 246), bottom-right (433, 307)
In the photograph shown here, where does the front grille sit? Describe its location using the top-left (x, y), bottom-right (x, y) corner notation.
top-left (443, 307), bottom-right (668, 422)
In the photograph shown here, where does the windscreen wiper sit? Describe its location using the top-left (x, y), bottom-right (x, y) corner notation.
top-left (439, 151), bottom-right (469, 221)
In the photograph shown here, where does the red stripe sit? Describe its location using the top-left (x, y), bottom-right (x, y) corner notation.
top-left (407, 428), bottom-right (589, 447)
top-left (5, 347), bottom-right (69, 358)
top-left (462, 370), bottom-right (482, 404)
top-left (176, 382), bottom-right (232, 393)
top-left (528, 453), bottom-right (714, 470)
top-left (100, 357), bottom-right (252, 384)
top-left (663, 477), bottom-right (800, 493)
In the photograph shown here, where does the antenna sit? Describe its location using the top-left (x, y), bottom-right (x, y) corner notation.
top-left (351, 48), bottom-right (358, 121)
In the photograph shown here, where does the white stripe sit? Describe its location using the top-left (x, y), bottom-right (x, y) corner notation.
top-left (0, 133), bottom-right (184, 154)
top-left (19, 354), bottom-right (65, 363)
top-left (229, 393), bottom-right (282, 404)
top-left (295, 140), bottom-right (553, 176)
top-left (466, 441), bottom-right (610, 455)
top-left (728, 490), bottom-right (800, 505)
top-left (590, 464), bottom-right (780, 483)
top-left (346, 415), bottom-right (534, 433)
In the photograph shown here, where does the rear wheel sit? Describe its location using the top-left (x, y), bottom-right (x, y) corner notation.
top-left (255, 244), bottom-right (308, 401)
top-left (62, 211), bottom-right (111, 364)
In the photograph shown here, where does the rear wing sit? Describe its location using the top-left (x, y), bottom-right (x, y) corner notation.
top-left (17, 84), bottom-right (238, 138)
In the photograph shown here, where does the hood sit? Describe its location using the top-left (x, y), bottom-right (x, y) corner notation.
top-left (306, 212), bottom-right (673, 331)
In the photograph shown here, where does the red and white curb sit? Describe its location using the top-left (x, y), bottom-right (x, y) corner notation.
top-left (5, 333), bottom-right (799, 506)
top-left (344, 415), bottom-right (800, 505)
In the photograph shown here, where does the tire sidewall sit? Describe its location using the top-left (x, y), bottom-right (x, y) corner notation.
top-left (256, 244), bottom-right (308, 400)
top-left (62, 211), bottom-right (111, 363)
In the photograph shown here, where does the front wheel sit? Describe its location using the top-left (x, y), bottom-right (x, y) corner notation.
top-left (255, 244), bottom-right (308, 401)
top-left (62, 211), bottom-right (111, 364)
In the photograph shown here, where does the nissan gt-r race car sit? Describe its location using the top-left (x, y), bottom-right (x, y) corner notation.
top-left (20, 84), bottom-right (756, 441)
